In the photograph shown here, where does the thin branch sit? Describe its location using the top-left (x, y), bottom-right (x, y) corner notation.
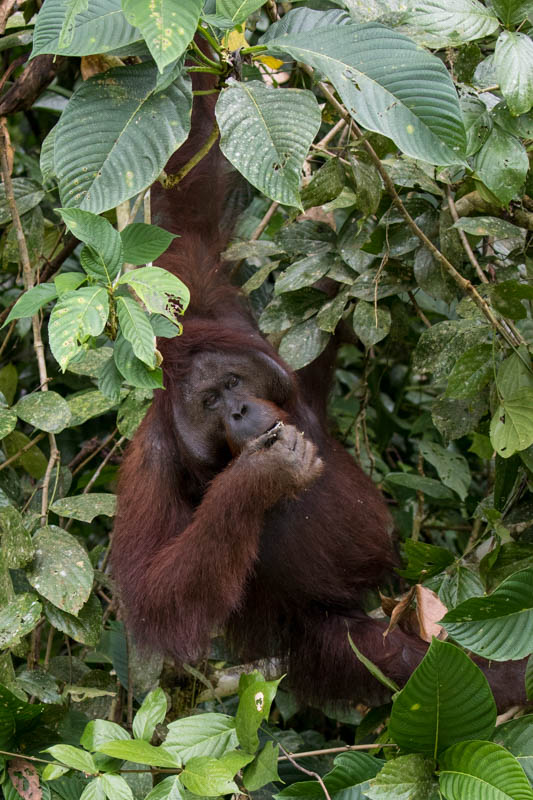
top-left (277, 743), bottom-right (332, 800)
top-left (446, 187), bottom-right (488, 284)
top-left (407, 291), bottom-right (431, 329)
top-left (277, 743), bottom-right (394, 761)
top-left (251, 201), bottom-right (280, 241)
top-left (71, 428), bottom-right (119, 477)
top-left (311, 78), bottom-right (525, 349)
top-left (0, 320), bottom-right (16, 359)
top-left (82, 436), bottom-right (126, 495)
top-left (126, 189), bottom-right (148, 226)
top-left (161, 121), bottom-right (220, 189)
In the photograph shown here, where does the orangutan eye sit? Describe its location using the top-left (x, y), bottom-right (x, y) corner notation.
top-left (203, 392), bottom-right (219, 409)
top-left (226, 375), bottom-right (239, 389)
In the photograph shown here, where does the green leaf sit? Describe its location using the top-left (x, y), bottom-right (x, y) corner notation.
top-left (216, 81), bottom-right (321, 209)
top-left (118, 266), bottom-right (190, 322)
top-left (352, 300), bottom-right (391, 348)
top-left (0, 408), bottom-right (16, 440)
top-left (42, 763), bottom-right (70, 781)
top-left (179, 756), bottom-right (239, 797)
top-left (144, 776), bottom-right (187, 800)
top-left (491, 0), bottom-right (533, 26)
top-left (389, 639), bottom-right (496, 756)
top-left (438, 740), bottom-right (533, 800)
top-left (0, 178), bottom-right (44, 225)
top-left (99, 356), bottom-right (124, 401)
top-left (120, 223), bottom-right (176, 265)
top-left (0, 507), bottom-right (33, 568)
top-left (412, 319), bottom-right (489, 381)
top-left (216, 0), bottom-right (263, 24)
top-left (117, 296), bottom-right (157, 368)
top-left (165, 713), bottom-right (238, 762)
top-left (67, 346), bottom-right (113, 377)
top-left (350, 266), bottom-right (415, 300)
top-left (235, 673), bottom-right (281, 752)
top-left (15, 391), bottom-right (72, 434)
top-left (132, 688), bottom-right (167, 741)
top-left (80, 778), bottom-right (106, 800)
top-left (275, 254), bottom-right (331, 295)
top-left (442, 568), bottom-right (533, 660)
top-left (27, 525), bottom-right (93, 615)
top-left (113, 336), bottom-right (163, 389)
top-left (276, 751), bottom-right (382, 798)
top-left (399, 539), bottom-right (454, 582)
top-left (49, 494), bottom-right (117, 522)
top-left (81, 719), bottom-right (131, 750)
top-left (453, 216), bottom-right (524, 238)
top-left (48, 287), bottom-right (109, 371)
top-left (3, 283), bottom-right (58, 326)
top-left (385, 473), bottom-right (456, 500)
top-left (68, 389), bottom-right (121, 426)
top-left (490, 389), bottom-right (533, 459)
top-left (243, 741), bottom-right (280, 791)
top-left (101, 774), bottom-right (134, 800)
top-left (44, 593), bottom-right (103, 646)
top-left (55, 63), bottom-right (192, 213)
top-left (366, 754), bottom-right (436, 800)
top-left (97, 739), bottom-right (180, 768)
top-left (0, 593), bottom-right (42, 649)
top-left (3, 431), bottom-right (48, 479)
top-left (474, 125), bottom-right (528, 206)
top-left (58, 208), bottom-right (123, 282)
top-left (122, 0), bottom-right (202, 72)
top-left (46, 744), bottom-right (98, 774)
top-left (445, 343), bottom-right (493, 399)
top-left (419, 442), bottom-right (471, 500)
top-left (265, 20), bottom-right (466, 165)
top-left (301, 158), bottom-right (345, 210)
top-left (55, 272), bottom-right (87, 295)
top-left (491, 280), bottom-right (533, 321)
top-left (278, 317), bottom-right (330, 370)
top-left (31, 0), bottom-right (141, 57)
top-left (348, 633), bottom-right (400, 693)
top-left (407, 0), bottom-right (499, 45)
top-left (439, 566), bottom-right (484, 609)
top-left (494, 31), bottom-right (533, 117)
top-left (496, 350), bottom-right (533, 397)
top-left (0, 363), bottom-right (17, 405)
top-left (117, 388), bottom-right (152, 438)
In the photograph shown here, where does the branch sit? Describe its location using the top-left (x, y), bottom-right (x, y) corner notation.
top-left (0, 55), bottom-right (66, 116)
top-left (276, 743), bottom-right (332, 800)
top-left (0, 433), bottom-right (47, 474)
top-left (312, 77), bottom-right (525, 349)
top-left (160, 121), bottom-right (220, 189)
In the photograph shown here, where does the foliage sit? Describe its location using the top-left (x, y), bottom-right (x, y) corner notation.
top-left (2, 0), bottom-right (533, 799)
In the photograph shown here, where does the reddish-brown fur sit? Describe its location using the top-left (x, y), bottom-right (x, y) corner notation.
top-left (112, 89), bottom-right (525, 710)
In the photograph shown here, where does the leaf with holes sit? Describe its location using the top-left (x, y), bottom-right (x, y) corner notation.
top-left (490, 389), bottom-right (533, 459)
top-left (216, 80), bottom-right (321, 209)
top-left (118, 266), bottom-right (189, 322)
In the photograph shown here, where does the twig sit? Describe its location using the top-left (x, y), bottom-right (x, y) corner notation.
top-left (71, 428), bottom-right (119, 477)
top-left (311, 78), bottom-right (526, 349)
top-left (161, 121), bottom-right (220, 189)
top-left (412, 451), bottom-right (425, 541)
top-left (0, 0), bottom-right (16, 33)
top-left (251, 201), bottom-right (279, 241)
top-left (0, 55), bottom-right (66, 116)
top-left (407, 292), bottom-right (431, 328)
top-left (126, 190), bottom-right (148, 226)
top-left (277, 743), bottom-right (394, 761)
top-left (446, 187), bottom-right (488, 284)
top-left (277, 743), bottom-right (332, 800)
top-left (316, 117), bottom-right (346, 149)
top-left (82, 436), bottom-right (126, 495)
top-left (0, 320), bottom-right (16, 358)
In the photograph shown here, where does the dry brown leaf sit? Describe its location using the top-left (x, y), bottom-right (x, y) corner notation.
top-left (8, 758), bottom-right (41, 800)
top-left (81, 54), bottom-right (124, 80)
top-left (415, 584), bottom-right (448, 642)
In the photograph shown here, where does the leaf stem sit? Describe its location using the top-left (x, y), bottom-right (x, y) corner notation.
top-left (196, 24), bottom-right (222, 55)
top-left (241, 45), bottom-right (268, 55)
top-left (161, 121), bottom-right (219, 190)
top-left (190, 38), bottom-right (221, 70)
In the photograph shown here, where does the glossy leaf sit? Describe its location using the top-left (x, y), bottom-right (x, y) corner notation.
top-left (48, 287), bottom-right (109, 371)
top-left (116, 296), bottom-right (157, 368)
top-left (120, 223), bottom-right (176, 265)
top-left (389, 639), bottom-right (496, 755)
top-left (3, 283), bottom-right (57, 326)
top-left (442, 568), bottom-right (533, 660)
top-left (165, 713), bottom-right (238, 762)
top-left (366, 754), bottom-right (436, 800)
top-left (438, 740), bottom-right (533, 800)
top-left (58, 208), bottom-right (123, 282)
top-left (133, 688), bottom-right (167, 741)
top-left (122, 0), bottom-right (202, 71)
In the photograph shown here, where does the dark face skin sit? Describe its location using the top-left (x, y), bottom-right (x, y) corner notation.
top-left (174, 351), bottom-right (293, 465)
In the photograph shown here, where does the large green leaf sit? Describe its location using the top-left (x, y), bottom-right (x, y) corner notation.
top-left (366, 754), bottom-right (436, 800)
top-left (179, 757), bottom-right (238, 797)
top-left (0, 594), bottom-right (42, 649)
top-left (113, 336), bottom-right (163, 389)
top-left (407, 0), bottom-right (499, 45)
top-left (216, 0), bottom-right (264, 24)
top-left (0, 179), bottom-right (44, 225)
top-left (31, 0), bottom-right (140, 57)
top-left (352, 300), bottom-right (391, 348)
top-left (216, 81), bottom-right (321, 209)
top-left (96, 740), bottom-right (179, 768)
top-left (49, 494), bottom-right (117, 522)
top-left (278, 317), bottom-right (330, 370)
top-left (276, 751), bottom-right (381, 799)
top-left (265, 20), bottom-right (466, 165)
top-left (165, 713), bottom-right (238, 762)
top-left (494, 31), bottom-right (533, 117)
top-left (58, 209), bottom-right (123, 282)
top-left (55, 63), bottom-right (192, 213)
top-left (438, 740), bottom-right (533, 800)
top-left (120, 223), bottom-right (176, 265)
top-left (388, 639), bottom-right (496, 756)
top-left (27, 526), bottom-right (94, 615)
top-left (45, 593), bottom-right (103, 646)
top-left (442, 568), bottom-right (533, 660)
top-left (419, 441), bottom-right (471, 500)
top-left (122, 0), bottom-right (202, 72)
top-left (48, 287), bottom-right (109, 371)
top-left (132, 688), bottom-right (167, 742)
